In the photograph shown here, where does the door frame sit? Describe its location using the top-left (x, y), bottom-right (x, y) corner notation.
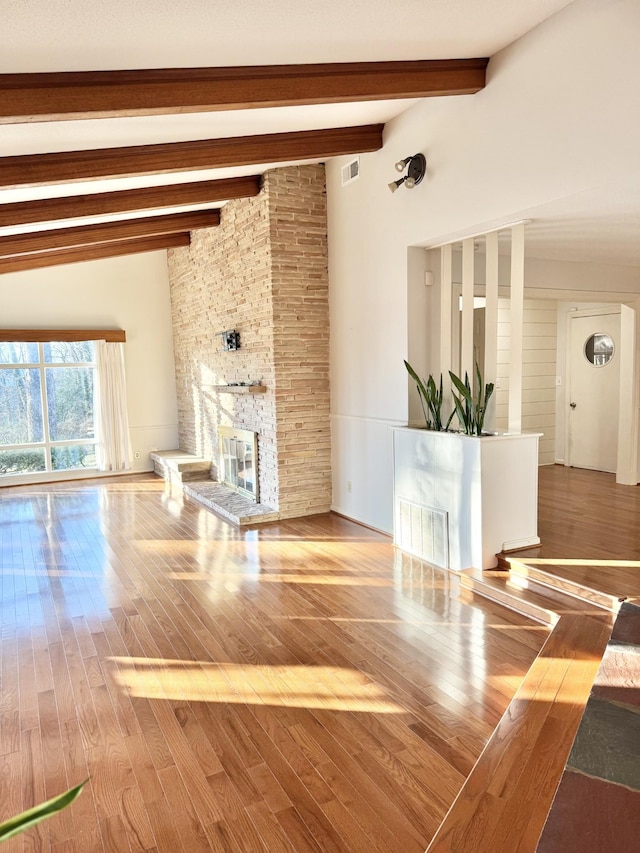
top-left (565, 305), bottom-right (638, 484)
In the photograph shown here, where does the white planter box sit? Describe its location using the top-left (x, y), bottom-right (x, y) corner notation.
top-left (392, 427), bottom-right (540, 570)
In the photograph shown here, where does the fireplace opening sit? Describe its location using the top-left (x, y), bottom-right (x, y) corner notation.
top-left (218, 426), bottom-right (259, 502)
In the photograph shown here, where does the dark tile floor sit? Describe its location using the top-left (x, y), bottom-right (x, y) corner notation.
top-left (537, 602), bottom-right (640, 852)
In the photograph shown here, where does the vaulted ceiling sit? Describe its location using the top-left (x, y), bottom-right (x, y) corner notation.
top-left (8, 0), bottom-right (632, 272)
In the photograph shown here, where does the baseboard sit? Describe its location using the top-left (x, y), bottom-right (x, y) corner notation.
top-left (330, 507), bottom-right (392, 537)
top-left (0, 467), bottom-right (154, 489)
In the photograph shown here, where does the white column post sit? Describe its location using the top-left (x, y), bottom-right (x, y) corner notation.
top-left (617, 303), bottom-right (638, 484)
top-left (508, 223), bottom-right (525, 433)
top-left (440, 244), bottom-right (452, 397)
top-left (461, 238), bottom-right (475, 382)
top-left (484, 231), bottom-right (499, 431)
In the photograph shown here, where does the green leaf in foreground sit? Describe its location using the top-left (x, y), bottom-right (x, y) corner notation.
top-left (0, 781), bottom-right (87, 843)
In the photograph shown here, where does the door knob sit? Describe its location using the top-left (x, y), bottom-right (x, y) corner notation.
top-left (570, 402), bottom-right (577, 409)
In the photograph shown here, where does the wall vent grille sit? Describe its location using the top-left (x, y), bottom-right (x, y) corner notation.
top-left (396, 499), bottom-right (449, 569)
top-left (341, 157), bottom-right (360, 186)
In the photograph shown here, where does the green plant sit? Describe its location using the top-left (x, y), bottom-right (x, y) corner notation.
top-left (449, 361), bottom-right (495, 436)
top-left (0, 781), bottom-right (86, 844)
top-left (404, 361), bottom-right (455, 431)
top-left (0, 448), bottom-right (45, 474)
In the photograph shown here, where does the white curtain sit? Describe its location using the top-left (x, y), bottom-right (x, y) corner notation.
top-left (94, 341), bottom-right (132, 471)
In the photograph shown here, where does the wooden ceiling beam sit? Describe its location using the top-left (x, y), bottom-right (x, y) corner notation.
top-left (0, 60), bottom-right (489, 123)
top-left (0, 210), bottom-right (220, 258)
top-left (0, 125), bottom-right (383, 188)
top-left (0, 233), bottom-right (190, 275)
top-left (0, 176), bottom-right (260, 228)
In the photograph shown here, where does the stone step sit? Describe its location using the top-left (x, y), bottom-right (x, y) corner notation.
top-left (150, 450), bottom-right (211, 484)
top-left (151, 450), bottom-right (281, 526)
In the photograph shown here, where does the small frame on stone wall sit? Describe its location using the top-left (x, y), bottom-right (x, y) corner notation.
top-left (217, 330), bottom-right (240, 351)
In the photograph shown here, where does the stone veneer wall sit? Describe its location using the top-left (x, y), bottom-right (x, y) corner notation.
top-left (167, 164), bottom-right (331, 518)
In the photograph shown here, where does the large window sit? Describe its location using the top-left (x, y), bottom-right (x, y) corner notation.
top-left (0, 341), bottom-right (97, 476)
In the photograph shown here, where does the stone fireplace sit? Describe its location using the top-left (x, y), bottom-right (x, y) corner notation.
top-left (168, 164), bottom-right (331, 521)
top-left (218, 426), bottom-right (259, 502)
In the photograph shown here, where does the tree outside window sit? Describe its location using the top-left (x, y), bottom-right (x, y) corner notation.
top-left (0, 341), bottom-right (96, 476)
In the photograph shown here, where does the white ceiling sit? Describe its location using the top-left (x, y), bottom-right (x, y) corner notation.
top-left (3, 0), bottom-right (639, 269)
top-left (2, 1), bottom-right (574, 71)
top-left (504, 177), bottom-right (640, 267)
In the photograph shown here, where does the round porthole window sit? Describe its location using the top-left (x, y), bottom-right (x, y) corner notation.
top-left (584, 333), bottom-right (614, 367)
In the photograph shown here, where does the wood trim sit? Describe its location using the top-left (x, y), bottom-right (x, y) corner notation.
top-left (0, 232), bottom-right (190, 274)
top-left (0, 177), bottom-right (260, 228)
top-left (0, 329), bottom-right (126, 343)
top-left (0, 210), bottom-right (220, 258)
top-left (0, 60), bottom-right (489, 123)
top-left (0, 126), bottom-right (383, 188)
top-left (329, 510), bottom-right (392, 538)
top-left (208, 385), bottom-right (267, 394)
top-left (425, 611), bottom-right (613, 853)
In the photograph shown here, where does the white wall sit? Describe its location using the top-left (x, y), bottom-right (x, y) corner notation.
top-left (494, 299), bottom-right (558, 464)
top-left (0, 251), bottom-right (179, 475)
top-left (524, 257), bottom-right (640, 297)
top-left (327, 0), bottom-right (640, 532)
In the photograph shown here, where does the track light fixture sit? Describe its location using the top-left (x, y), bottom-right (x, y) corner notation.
top-left (388, 175), bottom-right (415, 192)
top-left (388, 153), bottom-right (426, 193)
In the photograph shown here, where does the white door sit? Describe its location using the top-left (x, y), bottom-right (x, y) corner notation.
top-left (568, 311), bottom-right (620, 473)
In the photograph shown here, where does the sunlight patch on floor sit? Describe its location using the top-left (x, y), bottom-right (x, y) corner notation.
top-left (165, 571), bottom-right (395, 586)
top-left (490, 657), bottom-right (601, 702)
top-left (133, 538), bottom-right (391, 558)
top-left (107, 657), bottom-right (406, 713)
top-left (268, 614), bottom-right (549, 632)
top-left (0, 568), bottom-right (105, 578)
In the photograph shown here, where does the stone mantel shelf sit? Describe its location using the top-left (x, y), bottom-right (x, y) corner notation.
top-left (208, 384), bottom-right (267, 394)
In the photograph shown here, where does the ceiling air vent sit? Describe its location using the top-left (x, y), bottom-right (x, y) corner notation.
top-left (341, 157), bottom-right (360, 186)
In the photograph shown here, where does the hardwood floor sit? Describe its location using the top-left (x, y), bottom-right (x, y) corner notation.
top-left (536, 465), bottom-right (640, 561)
top-left (509, 465), bottom-right (640, 603)
top-left (427, 463), bottom-right (640, 852)
top-left (0, 475), bottom-right (548, 852)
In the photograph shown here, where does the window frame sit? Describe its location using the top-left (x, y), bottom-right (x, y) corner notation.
top-left (0, 340), bottom-right (97, 478)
